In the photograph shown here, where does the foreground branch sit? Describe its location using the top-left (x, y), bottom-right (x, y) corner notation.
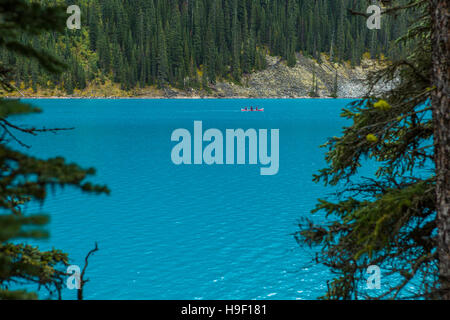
top-left (77, 242), bottom-right (99, 301)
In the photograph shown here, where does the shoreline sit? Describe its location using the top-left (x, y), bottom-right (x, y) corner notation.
top-left (6, 95), bottom-right (360, 100)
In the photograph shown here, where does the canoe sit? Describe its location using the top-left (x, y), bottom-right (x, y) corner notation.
top-left (241, 108), bottom-right (264, 112)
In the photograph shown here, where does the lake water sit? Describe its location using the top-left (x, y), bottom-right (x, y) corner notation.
top-left (13, 98), bottom-right (359, 300)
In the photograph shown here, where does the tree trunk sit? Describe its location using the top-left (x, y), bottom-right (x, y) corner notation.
top-left (430, 0), bottom-right (450, 300)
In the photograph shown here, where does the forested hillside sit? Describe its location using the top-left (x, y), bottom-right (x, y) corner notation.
top-left (1, 0), bottom-right (412, 95)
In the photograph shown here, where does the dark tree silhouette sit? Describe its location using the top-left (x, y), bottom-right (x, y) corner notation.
top-left (0, 0), bottom-right (109, 299)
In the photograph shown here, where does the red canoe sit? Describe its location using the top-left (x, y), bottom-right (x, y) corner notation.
top-left (241, 108), bottom-right (264, 112)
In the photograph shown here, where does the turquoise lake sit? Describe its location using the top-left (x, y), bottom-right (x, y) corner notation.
top-left (14, 98), bottom-right (361, 300)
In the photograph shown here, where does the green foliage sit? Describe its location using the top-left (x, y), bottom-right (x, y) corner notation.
top-left (308, 65), bottom-right (319, 97)
top-left (296, 0), bottom-right (440, 299)
top-left (2, 0), bottom-right (411, 94)
top-left (0, 0), bottom-right (109, 299)
top-left (0, 0), bottom-right (66, 74)
top-left (0, 99), bottom-right (40, 118)
top-left (330, 70), bottom-right (338, 98)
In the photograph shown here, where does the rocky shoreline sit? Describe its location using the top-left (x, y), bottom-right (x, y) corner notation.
top-left (7, 53), bottom-right (380, 100)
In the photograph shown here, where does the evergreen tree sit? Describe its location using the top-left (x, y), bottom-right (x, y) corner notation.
top-left (0, 0), bottom-right (108, 299)
top-left (330, 69), bottom-right (338, 98)
top-left (168, 5), bottom-right (183, 84)
top-left (296, 0), bottom-right (449, 299)
top-left (156, 22), bottom-right (169, 87)
top-left (2, 0), bottom-right (412, 93)
top-left (430, 0), bottom-right (450, 299)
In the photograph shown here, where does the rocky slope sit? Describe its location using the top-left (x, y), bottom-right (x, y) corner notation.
top-left (214, 54), bottom-right (376, 98)
top-left (6, 53), bottom-right (382, 99)
top-left (163, 53), bottom-right (379, 99)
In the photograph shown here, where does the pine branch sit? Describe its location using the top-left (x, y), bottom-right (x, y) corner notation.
top-left (77, 242), bottom-right (99, 301)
